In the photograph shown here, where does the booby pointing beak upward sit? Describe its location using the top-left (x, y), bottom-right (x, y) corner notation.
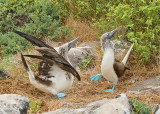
top-left (68, 37), bottom-right (80, 51)
top-left (90, 27), bottom-right (134, 92)
top-left (101, 27), bottom-right (120, 52)
top-left (14, 30), bottom-right (81, 99)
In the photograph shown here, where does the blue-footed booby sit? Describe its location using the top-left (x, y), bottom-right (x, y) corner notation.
top-left (13, 30), bottom-right (81, 99)
top-left (90, 27), bottom-right (134, 92)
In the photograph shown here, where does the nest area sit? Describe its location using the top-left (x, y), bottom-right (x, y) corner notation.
top-left (0, 18), bottom-right (160, 113)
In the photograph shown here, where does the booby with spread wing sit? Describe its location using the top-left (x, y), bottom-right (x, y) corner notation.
top-left (90, 27), bottom-right (134, 92)
top-left (14, 30), bottom-right (81, 99)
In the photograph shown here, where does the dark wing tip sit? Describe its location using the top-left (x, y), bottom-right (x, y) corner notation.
top-left (21, 52), bottom-right (29, 71)
top-left (77, 74), bottom-right (81, 81)
top-left (13, 30), bottom-right (25, 36)
top-left (75, 71), bottom-right (81, 81)
top-left (13, 30), bottom-right (19, 33)
top-left (69, 65), bottom-right (81, 81)
top-left (24, 55), bottom-right (44, 60)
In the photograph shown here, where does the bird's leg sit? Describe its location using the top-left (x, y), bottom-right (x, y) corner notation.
top-left (105, 83), bottom-right (116, 92)
top-left (90, 74), bottom-right (103, 81)
top-left (54, 93), bottom-right (66, 100)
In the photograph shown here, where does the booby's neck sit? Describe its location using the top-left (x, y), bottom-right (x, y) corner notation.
top-left (103, 46), bottom-right (115, 62)
top-left (101, 39), bottom-right (114, 53)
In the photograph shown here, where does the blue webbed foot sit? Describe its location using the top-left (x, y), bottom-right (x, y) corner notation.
top-left (54, 93), bottom-right (66, 100)
top-left (105, 89), bottom-right (114, 92)
top-left (105, 83), bottom-right (116, 92)
top-left (90, 74), bottom-right (103, 81)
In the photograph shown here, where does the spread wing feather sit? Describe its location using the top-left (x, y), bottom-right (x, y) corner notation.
top-left (13, 30), bottom-right (54, 49)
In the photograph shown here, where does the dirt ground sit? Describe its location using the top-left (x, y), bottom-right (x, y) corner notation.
top-left (0, 18), bottom-right (160, 113)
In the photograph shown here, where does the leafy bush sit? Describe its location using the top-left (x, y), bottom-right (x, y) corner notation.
top-left (0, 0), bottom-right (71, 56)
top-left (0, 32), bottom-right (32, 56)
top-left (56, 0), bottom-right (160, 64)
top-left (104, 2), bottom-right (160, 64)
top-left (130, 98), bottom-right (152, 114)
top-left (29, 99), bottom-right (41, 113)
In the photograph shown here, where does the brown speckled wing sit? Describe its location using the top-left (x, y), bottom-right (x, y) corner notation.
top-left (24, 55), bottom-right (55, 77)
top-left (38, 59), bottom-right (54, 76)
top-left (21, 53), bottom-right (53, 86)
top-left (25, 47), bottom-right (81, 81)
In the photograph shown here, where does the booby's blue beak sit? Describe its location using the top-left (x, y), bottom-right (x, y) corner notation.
top-left (68, 36), bottom-right (80, 51)
top-left (107, 27), bottom-right (120, 39)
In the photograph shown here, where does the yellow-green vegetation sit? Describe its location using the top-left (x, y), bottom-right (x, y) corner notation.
top-left (130, 98), bottom-right (152, 114)
top-left (29, 99), bottom-right (41, 113)
top-left (0, 0), bottom-right (71, 56)
top-left (0, 55), bottom-right (15, 72)
top-left (79, 54), bottom-right (93, 69)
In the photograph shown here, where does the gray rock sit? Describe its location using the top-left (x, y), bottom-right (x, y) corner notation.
top-left (111, 40), bottom-right (132, 58)
top-left (68, 46), bottom-right (94, 71)
top-left (62, 102), bottom-right (85, 109)
top-left (95, 94), bottom-right (131, 114)
top-left (0, 70), bottom-right (10, 80)
top-left (68, 41), bottom-right (99, 71)
top-left (155, 105), bottom-right (160, 114)
top-left (150, 104), bottom-right (160, 114)
top-left (111, 40), bottom-right (132, 50)
top-left (78, 41), bottom-right (100, 51)
top-left (128, 76), bottom-right (160, 94)
top-left (0, 94), bottom-right (30, 114)
top-left (43, 93), bottom-right (131, 114)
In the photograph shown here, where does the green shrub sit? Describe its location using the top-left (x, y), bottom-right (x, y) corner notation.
top-left (29, 99), bottom-right (41, 113)
top-left (0, 32), bottom-right (32, 56)
top-left (104, 2), bottom-right (160, 64)
top-left (0, 0), bottom-right (71, 56)
top-left (130, 98), bottom-right (152, 114)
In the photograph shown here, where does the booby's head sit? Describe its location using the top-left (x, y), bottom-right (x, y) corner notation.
top-left (101, 27), bottom-right (120, 51)
top-left (59, 36), bottom-right (80, 61)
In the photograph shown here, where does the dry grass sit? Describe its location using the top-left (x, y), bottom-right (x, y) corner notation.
top-left (0, 18), bottom-right (160, 113)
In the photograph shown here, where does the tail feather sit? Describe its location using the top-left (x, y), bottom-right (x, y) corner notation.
top-left (122, 43), bottom-right (134, 65)
top-left (21, 52), bottom-right (35, 79)
top-left (13, 30), bottom-right (54, 49)
top-left (21, 53), bottom-right (29, 71)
